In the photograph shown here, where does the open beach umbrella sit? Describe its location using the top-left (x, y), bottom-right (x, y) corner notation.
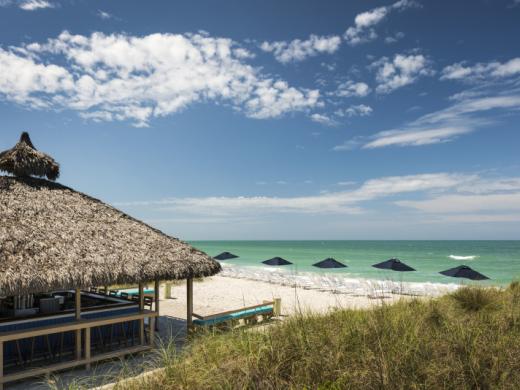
top-left (439, 265), bottom-right (489, 281)
top-left (214, 252), bottom-right (239, 260)
top-left (312, 258), bottom-right (347, 269)
top-left (372, 258), bottom-right (415, 272)
top-left (262, 257), bottom-right (293, 266)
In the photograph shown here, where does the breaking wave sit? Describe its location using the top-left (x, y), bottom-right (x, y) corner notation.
top-left (449, 255), bottom-right (478, 260)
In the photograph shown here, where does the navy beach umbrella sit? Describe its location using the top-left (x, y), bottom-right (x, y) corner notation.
top-left (312, 258), bottom-right (347, 269)
top-left (262, 257), bottom-right (293, 266)
top-left (372, 258), bottom-right (415, 272)
top-left (439, 265), bottom-right (489, 281)
top-left (214, 252), bottom-right (239, 260)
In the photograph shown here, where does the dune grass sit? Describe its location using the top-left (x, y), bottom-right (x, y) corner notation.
top-left (109, 283), bottom-right (520, 389)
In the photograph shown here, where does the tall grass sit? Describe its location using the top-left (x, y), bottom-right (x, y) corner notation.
top-left (114, 285), bottom-right (520, 389)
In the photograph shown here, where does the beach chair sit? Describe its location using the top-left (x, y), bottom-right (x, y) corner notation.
top-left (143, 296), bottom-right (154, 310)
top-left (192, 299), bottom-right (281, 330)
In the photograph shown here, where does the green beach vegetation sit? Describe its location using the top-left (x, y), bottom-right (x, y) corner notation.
top-left (102, 283), bottom-right (520, 390)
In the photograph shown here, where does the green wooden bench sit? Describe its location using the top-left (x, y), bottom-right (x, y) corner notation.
top-left (192, 299), bottom-right (280, 329)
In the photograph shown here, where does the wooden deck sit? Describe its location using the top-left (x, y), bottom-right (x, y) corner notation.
top-left (0, 309), bottom-right (157, 389)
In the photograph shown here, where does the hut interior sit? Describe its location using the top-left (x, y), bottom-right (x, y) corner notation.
top-left (0, 132), bottom-right (221, 388)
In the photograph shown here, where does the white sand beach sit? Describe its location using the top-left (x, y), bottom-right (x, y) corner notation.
top-left (160, 275), bottom-right (400, 321)
top-left (156, 272), bottom-right (454, 326)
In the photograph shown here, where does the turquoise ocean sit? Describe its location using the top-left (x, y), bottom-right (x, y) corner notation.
top-left (191, 241), bottom-right (520, 286)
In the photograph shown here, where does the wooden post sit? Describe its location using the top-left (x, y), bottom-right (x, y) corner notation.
top-left (85, 327), bottom-right (91, 370)
top-left (138, 283), bottom-right (145, 345)
top-left (186, 278), bottom-right (193, 332)
top-left (273, 298), bottom-right (282, 317)
top-left (154, 278), bottom-right (160, 331)
top-left (75, 288), bottom-right (81, 360)
top-left (0, 341), bottom-right (4, 390)
top-left (149, 317), bottom-right (155, 346)
top-left (165, 282), bottom-right (173, 299)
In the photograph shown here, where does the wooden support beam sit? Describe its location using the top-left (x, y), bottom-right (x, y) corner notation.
top-left (186, 278), bottom-right (193, 332)
top-left (149, 317), bottom-right (155, 346)
top-left (85, 327), bottom-right (91, 370)
top-left (154, 278), bottom-right (160, 331)
top-left (139, 283), bottom-right (145, 345)
top-left (0, 341), bottom-right (4, 390)
top-left (75, 288), bottom-right (82, 360)
top-left (0, 311), bottom-right (157, 342)
top-left (0, 345), bottom-right (152, 385)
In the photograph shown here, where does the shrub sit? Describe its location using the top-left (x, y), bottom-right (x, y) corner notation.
top-left (111, 284), bottom-right (520, 390)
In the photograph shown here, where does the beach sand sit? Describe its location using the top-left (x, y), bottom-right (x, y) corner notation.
top-left (158, 275), bottom-right (405, 323)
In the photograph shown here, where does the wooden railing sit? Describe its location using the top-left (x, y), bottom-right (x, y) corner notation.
top-left (0, 310), bottom-right (157, 389)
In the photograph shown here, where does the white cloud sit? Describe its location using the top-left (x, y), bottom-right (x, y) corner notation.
top-left (344, 0), bottom-right (418, 46)
top-left (385, 31), bottom-right (405, 44)
top-left (0, 31), bottom-right (321, 126)
top-left (335, 91), bottom-right (520, 150)
top-left (397, 193), bottom-right (520, 213)
top-left (441, 57), bottom-right (520, 81)
top-left (19, 0), bottom-right (53, 10)
top-left (363, 126), bottom-right (471, 148)
top-left (310, 113), bottom-right (337, 126)
top-left (116, 173), bottom-right (468, 216)
top-left (97, 10), bottom-right (112, 19)
top-left (260, 34), bottom-right (341, 63)
top-left (333, 137), bottom-right (364, 151)
top-left (337, 181), bottom-right (356, 186)
top-left (333, 80), bottom-right (371, 97)
top-left (336, 104), bottom-right (373, 118)
top-left (413, 95), bottom-right (520, 126)
top-left (371, 54), bottom-right (434, 93)
top-left (117, 172), bottom-right (520, 229)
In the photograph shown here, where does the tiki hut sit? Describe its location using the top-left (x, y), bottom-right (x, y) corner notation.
top-left (0, 132), bottom-right (221, 386)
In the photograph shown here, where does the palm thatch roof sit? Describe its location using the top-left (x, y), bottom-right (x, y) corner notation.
top-left (0, 132), bottom-right (60, 181)
top-left (0, 134), bottom-right (221, 296)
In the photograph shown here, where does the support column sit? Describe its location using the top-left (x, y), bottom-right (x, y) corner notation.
top-left (75, 288), bottom-right (82, 360)
top-left (149, 317), bottom-right (155, 346)
top-left (85, 327), bottom-right (91, 370)
top-left (186, 278), bottom-right (193, 332)
top-left (154, 278), bottom-right (160, 332)
top-left (0, 341), bottom-right (4, 390)
top-left (138, 282), bottom-right (145, 345)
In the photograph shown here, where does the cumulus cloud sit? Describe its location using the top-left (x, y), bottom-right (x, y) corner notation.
top-left (260, 34), bottom-right (341, 63)
top-left (336, 104), bottom-right (373, 118)
top-left (19, 0), bottom-right (53, 10)
top-left (385, 31), bottom-right (405, 44)
top-left (344, 0), bottom-right (418, 46)
top-left (333, 80), bottom-right (371, 97)
top-left (310, 113), bottom-right (337, 126)
top-left (0, 31), bottom-right (321, 126)
top-left (441, 57), bottom-right (520, 81)
top-left (371, 54), bottom-right (434, 93)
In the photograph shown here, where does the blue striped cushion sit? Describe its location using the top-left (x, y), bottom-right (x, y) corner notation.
top-left (193, 305), bottom-right (273, 326)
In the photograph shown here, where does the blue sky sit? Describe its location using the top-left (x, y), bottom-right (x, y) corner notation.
top-left (1, 0), bottom-right (520, 239)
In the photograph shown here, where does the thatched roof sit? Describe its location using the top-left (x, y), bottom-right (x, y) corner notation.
top-left (0, 134), bottom-right (221, 296)
top-left (0, 132), bottom-right (60, 181)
